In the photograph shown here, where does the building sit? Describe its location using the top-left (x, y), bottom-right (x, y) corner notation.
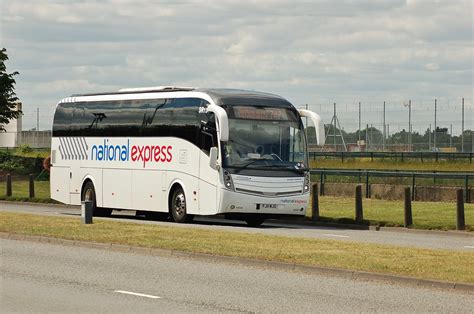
top-left (0, 103), bottom-right (22, 147)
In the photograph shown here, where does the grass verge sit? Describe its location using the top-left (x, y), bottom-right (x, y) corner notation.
top-left (312, 196), bottom-right (473, 231)
top-left (1, 180), bottom-right (472, 231)
top-left (0, 180), bottom-right (51, 201)
top-left (1, 211), bottom-right (473, 284)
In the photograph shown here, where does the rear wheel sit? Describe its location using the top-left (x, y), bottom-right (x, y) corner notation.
top-left (82, 181), bottom-right (112, 217)
top-left (170, 187), bottom-right (193, 223)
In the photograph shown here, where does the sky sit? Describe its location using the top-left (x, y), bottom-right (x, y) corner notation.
top-left (0, 0), bottom-right (472, 135)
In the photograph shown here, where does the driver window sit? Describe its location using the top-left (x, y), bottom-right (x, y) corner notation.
top-left (200, 104), bottom-right (216, 155)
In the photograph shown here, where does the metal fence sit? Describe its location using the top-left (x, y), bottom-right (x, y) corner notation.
top-left (306, 97), bottom-right (473, 152)
top-left (310, 151), bottom-right (473, 163)
top-left (310, 168), bottom-right (473, 202)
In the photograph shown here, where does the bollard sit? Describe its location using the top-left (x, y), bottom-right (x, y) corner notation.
top-left (6, 173), bottom-right (12, 197)
top-left (355, 185), bottom-right (363, 222)
top-left (404, 187), bottom-right (413, 227)
top-left (29, 174), bottom-right (35, 198)
top-left (81, 200), bottom-right (93, 224)
top-left (319, 171), bottom-right (325, 196)
top-left (365, 172), bottom-right (370, 199)
top-left (311, 183), bottom-right (319, 222)
top-left (456, 189), bottom-right (465, 231)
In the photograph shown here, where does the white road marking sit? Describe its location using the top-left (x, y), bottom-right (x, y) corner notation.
top-left (322, 234), bottom-right (350, 238)
top-left (114, 290), bottom-right (161, 299)
top-left (464, 246), bottom-right (474, 249)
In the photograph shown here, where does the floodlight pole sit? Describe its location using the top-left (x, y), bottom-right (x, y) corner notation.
top-left (358, 101), bottom-right (361, 143)
top-left (461, 98), bottom-right (464, 152)
top-left (383, 101), bottom-right (386, 151)
top-left (408, 100), bottom-right (411, 151)
top-left (333, 103), bottom-right (337, 150)
top-left (434, 98), bottom-right (437, 150)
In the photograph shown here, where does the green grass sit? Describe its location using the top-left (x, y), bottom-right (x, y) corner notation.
top-left (309, 196), bottom-right (474, 231)
top-left (0, 180), bottom-right (51, 201)
top-left (1, 211), bottom-right (473, 284)
top-left (2, 181), bottom-right (472, 231)
top-left (311, 159), bottom-right (474, 172)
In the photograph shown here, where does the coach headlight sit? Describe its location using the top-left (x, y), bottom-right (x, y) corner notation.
top-left (304, 171), bottom-right (310, 193)
top-left (223, 170), bottom-right (234, 191)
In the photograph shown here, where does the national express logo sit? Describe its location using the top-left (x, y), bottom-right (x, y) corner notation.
top-left (58, 138), bottom-right (173, 167)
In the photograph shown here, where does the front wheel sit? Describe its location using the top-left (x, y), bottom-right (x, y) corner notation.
top-left (82, 181), bottom-right (112, 217)
top-left (170, 187), bottom-right (193, 223)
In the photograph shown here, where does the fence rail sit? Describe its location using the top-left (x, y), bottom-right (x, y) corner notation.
top-left (309, 168), bottom-right (473, 202)
top-left (310, 151), bottom-right (473, 163)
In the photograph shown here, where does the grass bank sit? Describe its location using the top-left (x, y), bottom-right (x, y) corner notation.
top-left (1, 211), bottom-right (473, 284)
top-left (314, 196), bottom-right (473, 231)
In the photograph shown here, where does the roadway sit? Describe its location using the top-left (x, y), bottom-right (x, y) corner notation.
top-left (1, 239), bottom-right (472, 312)
top-left (1, 202), bottom-right (473, 251)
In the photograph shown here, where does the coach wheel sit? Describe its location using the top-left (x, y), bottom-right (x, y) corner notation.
top-left (245, 216), bottom-right (265, 227)
top-left (170, 187), bottom-right (193, 223)
top-left (82, 181), bottom-right (112, 217)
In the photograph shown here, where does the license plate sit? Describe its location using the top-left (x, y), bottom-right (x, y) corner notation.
top-left (261, 204), bottom-right (277, 209)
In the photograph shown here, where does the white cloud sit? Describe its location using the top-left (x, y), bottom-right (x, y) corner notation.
top-left (1, 0), bottom-right (472, 131)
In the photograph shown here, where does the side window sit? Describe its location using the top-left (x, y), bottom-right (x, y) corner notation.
top-left (72, 100), bottom-right (154, 136)
top-left (52, 103), bottom-right (73, 136)
top-left (199, 100), bottom-right (217, 154)
top-left (143, 98), bottom-right (200, 144)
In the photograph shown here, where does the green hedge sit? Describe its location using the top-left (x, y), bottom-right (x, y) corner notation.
top-left (0, 150), bottom-right (45, 175)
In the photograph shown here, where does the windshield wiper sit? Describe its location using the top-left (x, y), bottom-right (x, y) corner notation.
top-left (233, 159), bottom-right (266, 173)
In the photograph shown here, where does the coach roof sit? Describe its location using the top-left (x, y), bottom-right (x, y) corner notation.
top-left (70, 87), bottom-right (293, 108)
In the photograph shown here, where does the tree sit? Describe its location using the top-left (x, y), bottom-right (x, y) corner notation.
top-left (0, 48), bottom-right (22, 132)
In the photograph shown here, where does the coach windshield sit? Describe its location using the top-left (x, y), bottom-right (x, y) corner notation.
top-left (222, 106), bottom-right (308, 174)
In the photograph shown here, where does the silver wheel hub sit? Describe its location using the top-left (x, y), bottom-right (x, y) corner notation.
top-left (174, 192), bottom-right (186, 217)
top-left (84, 189), bottom-right (93, 201)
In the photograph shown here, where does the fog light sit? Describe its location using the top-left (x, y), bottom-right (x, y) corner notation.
top-left (303, 171), bottom-right (310, 193)
top-left (223, 170), bottom-right (234, 191)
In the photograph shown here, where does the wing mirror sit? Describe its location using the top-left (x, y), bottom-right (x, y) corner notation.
top-left (209, 147), bottom-right (220, 170)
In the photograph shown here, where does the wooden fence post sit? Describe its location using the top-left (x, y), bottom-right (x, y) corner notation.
top-left (29, 174), bottom-right (35, 198)
top-left (311, 183), bottom-right (319, 222)
top-left (456, 189), bottom-right (465, 231)
top-left (6, 174), bottom-right (12, 197)
top-left (404, 187), bottom-right (413, 227)
top-left (355, 185), bottom-right (363, 222)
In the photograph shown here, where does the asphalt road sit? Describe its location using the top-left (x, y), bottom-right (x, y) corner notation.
top-left (1, 201), bottom-right (473, 251)
top-left (1, 239), bottom-right (473, 313)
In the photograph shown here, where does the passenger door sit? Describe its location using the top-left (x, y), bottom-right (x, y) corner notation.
top-left (198, 113), bottom-right (219, 214)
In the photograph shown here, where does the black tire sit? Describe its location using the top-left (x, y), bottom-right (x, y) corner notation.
top-left (82, 181), bottom-right (112, 217)
top-left (170, 187), bottom-right (193, 223)
top-left (245, 216), bottom-right (265, 227)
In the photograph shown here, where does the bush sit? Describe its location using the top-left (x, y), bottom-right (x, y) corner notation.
top-left (0, 153), bottom-right (43, 175)
top-left (17, 144), bottom-right (33, 154)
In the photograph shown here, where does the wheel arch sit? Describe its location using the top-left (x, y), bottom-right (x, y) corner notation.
top-left (80, 175), bottom-right (101, 207)
top-left (167, 179), bottom-right (186, 213)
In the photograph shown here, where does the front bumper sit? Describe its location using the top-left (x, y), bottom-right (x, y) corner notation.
top-left (219, 188), bottom-right (309, 216)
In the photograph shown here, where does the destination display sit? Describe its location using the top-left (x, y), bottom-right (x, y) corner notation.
top-left (232, 106), bottom-right (291, 121)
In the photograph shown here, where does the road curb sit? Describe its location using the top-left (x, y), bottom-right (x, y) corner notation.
top-left (0, 200), bottom-right (75, 208)
top-left (1, 232), bottom-right (472, 293)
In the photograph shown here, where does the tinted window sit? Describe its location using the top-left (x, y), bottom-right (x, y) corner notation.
top-left (142, 98), bottom-right (201, 144)
top-left (53, 98), bottom-right (203, 147)
top-left (199, 108), bottom-right (216, 154)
